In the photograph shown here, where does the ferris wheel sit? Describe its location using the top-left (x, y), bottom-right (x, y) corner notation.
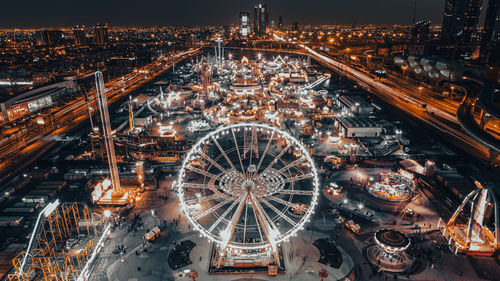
top-left (177, 123), bottom-right (319, 266)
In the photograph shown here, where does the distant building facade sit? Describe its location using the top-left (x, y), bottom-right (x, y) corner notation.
top-left (254, 3), bottom-right (269, 35)
top-left (239, 12), bottom-right (251, 37)
top-left (480, 0), bottom-right (500, 64)
top-left (94, 23), bottom-right (108, 46)
top-left (441, 0), bottom-right (482, 46)
top-left (34, 30), bottom-right (63, 46)
top-left (72, 26), bottom-right (86, 46)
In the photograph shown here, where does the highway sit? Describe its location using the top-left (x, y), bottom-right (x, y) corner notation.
top-left (270, 35), bottom-right (492, 162)
top-left (478, 81), bottom-right (500, 120)
top-left (0, 49), bottom-right (199, 183)
top-left (456, 81), bottom-right (500, 161)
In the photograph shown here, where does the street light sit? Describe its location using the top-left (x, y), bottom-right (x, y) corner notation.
top-left (418, 86), bottom-right (423, 95)
top-left (401, 65), bottom-right (407, 80)
top-left (450, 86), bottom-right (455, 98)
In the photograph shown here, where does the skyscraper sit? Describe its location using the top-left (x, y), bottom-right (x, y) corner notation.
top-left (441, 0), bottom-right (482, 45)
top-left (278, 16), bottom-right (283, 30)
top-left (254, 3), bottom-right (269, 35)
top-left (34, 30), bottom-right (51, 46)
top-left (34, 29), bottom-right (63, 46)
top-left (94, 23), bottom-right (108, 46)
top-left (480, 0), bottom-right (500, 62)
top-left (72, 26), bottom-right (86, 46)
top-left (239, 11), bottom-right (251, 37)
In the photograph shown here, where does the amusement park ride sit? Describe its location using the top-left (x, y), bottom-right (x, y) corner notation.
top-left (440, 181), bottom-right (499, 256)
top-left (177, 123), bottom-right (320, 274)
top-left (8, 201), bottom-right (110, 281)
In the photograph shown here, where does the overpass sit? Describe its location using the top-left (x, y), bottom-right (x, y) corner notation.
top-left (456, 80), bottom-right (500, 165)
top-left (478, 81), bottom-right (500, 120)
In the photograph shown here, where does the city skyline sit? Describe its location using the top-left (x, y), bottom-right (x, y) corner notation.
top-left (0, 0), bottom-right (448, 28)
top-left (0, 1), bottom-right (500, 281)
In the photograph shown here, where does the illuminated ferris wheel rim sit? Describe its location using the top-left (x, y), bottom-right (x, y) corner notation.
top-left (177, 122), bottom-right (320, 250)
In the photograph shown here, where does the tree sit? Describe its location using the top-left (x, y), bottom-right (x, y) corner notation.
top-left (318, 268), bottom-right (329, 281)
top-left (189, 270), bottom-right (200, 281)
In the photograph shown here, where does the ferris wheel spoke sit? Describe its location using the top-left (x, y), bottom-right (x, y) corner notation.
top-left (196, 194), bottom-right (224, 203)
top-left (211, 136), bottom-right (238, 171)
top-left (249, 192), bottom-right (280, 237)
top-left (193, 197), bottom-right (233, 221)
top-left (277, 173), bottom-right (314, 186)
top-left (182, 182), bottom-right (219, 190)
top-left (249, 192), bottom-right (282, 264)
top-left (197, 150), bottom-right (227, 174)
top-left (261, 199), bottom-right (297, 227)
top-left (256, 142), bottom-right (292, 180)
top-left (278, 189), bottom-right (315, 196)
top-left (265, 195), bottom-right (299, 209)
top-left (231, 127), bottom-right (246, 176)
top-left (217, 193), bottom-right (249, 266)
top-left (243, 201), bottom-right (248, 243)
top-left (255, 131), bottom-right (275, 175)
top-left (186, 165), bottom-right (219, 180)
top-left (277, 156), bottom-right (307, 174)
top-left (181, 182), bottom-right (224, 197)
top-left (208, 194), bottom-right (244, 233)
top-left (251, 200), bottom-right (264, 243)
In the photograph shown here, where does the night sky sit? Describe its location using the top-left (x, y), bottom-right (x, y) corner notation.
top-left (0, 0), bottom-right (447, 28)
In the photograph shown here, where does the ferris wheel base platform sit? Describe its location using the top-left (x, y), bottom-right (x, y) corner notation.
top-left (208, 243), bottom-right (286, 275)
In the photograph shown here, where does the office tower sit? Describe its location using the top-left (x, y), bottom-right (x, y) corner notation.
top-left (441, 0), bottom-right (482, 45)
top-left (278, 16), bottom-right (283, 30)
top-left (239, 11), bottom-right (251, 37)
top-left (34, 29), bottom-right (63, 46)
top-left (480, 0), bottom-right (500, 62)
top-left (34, 30), bottom-right (51, 46)
top-left (223, 25), bottom-right (231, 39)
top-left (488, 7), bottom-right (500, 65)
top-left (254, 3), bottom-right (269, 35)
top-left (292, 22), bottom-right (299, 32)
top-left (72, 26), bottom-right (86, 46)
top-left (94, 23), bottom-right (108, 46)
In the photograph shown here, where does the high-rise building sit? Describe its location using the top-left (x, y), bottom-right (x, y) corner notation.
top-left (223, 25), bottom-right (231, 39)
top-left (480, 0), bottom-right (500, 62)
top-left (441, 0), bottom-right (482, 45)
top-left (34, 29), bottom-right (63, 46)
top-left (278, 16), bottom-right (283, 30)
top-left (254, 3), bottom-right (269, 35)
top-left (488, 5), bottom-right (500, 65)
top-left (239, 11), bottom-right (251, 37)
top-left (72, 26), bottom-right (86, 46)
top-left (94, 23), bottom-right (108, 46)
top-left (34, 30), bottom-right (51, 46)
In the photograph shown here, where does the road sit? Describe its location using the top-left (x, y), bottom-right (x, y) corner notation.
top-left (0, 49), bottom-right (200, 184)
top-left (456, 81), bottom-right (500, 161)
top-left (478, 80), bottom-right (500, 120)
top-left (270, 35), bottom-right (492, 163)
